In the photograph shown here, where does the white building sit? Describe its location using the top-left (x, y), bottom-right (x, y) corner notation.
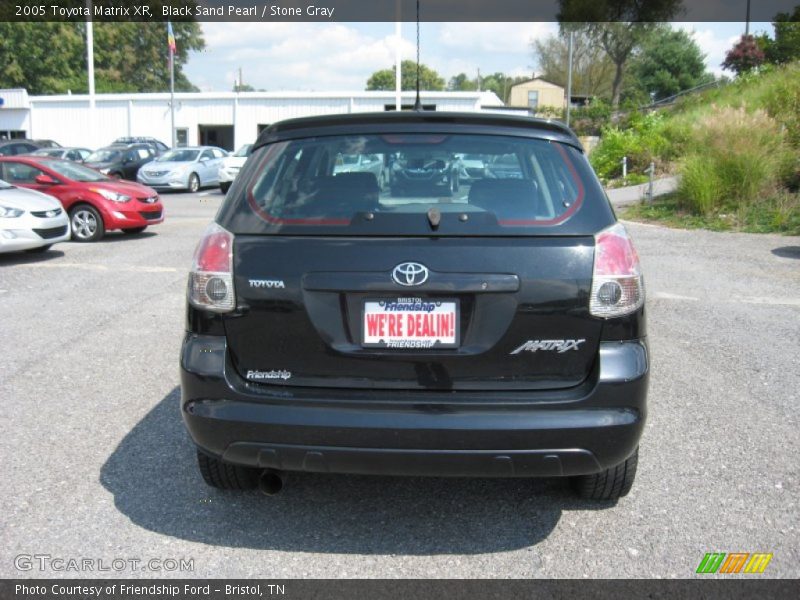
top-left (0, 89), bottom-right (504, 151)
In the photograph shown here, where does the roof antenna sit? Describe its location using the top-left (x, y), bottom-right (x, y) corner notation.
top-left (413, 0), bottom-right (422, 111)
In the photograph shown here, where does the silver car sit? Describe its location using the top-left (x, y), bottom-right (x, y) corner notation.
top-left (136, 146), bottom-right (228, 193)
top-left (31, 147), bottom-right (92, 162)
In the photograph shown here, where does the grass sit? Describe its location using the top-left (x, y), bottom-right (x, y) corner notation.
top-left (595, 62), bottom-right (800, 233)
top-left (621, 193), bottom-right (800, 235)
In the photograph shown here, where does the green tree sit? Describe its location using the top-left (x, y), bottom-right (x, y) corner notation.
top-left (558, 0), bottom-right (683, 108)
top-left (763, 7), bottom-right (800, 65)
top-left (628, 26), bottom-right (714, 101)
top-left (447, 73), bottom-right (477, 91)
top-left (0, 23), bottom-right (85, 94)
top-left (92, 22), bottom-right (204, 92)
top-left (533, 31), bottom-right (615, 99)
top-left (366, 60), bottom-right (445, 91)
top-left (0, 22), bottom-right (204, 94)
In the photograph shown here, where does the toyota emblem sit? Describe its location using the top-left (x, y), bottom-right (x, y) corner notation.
top-left (392, 262), bottom-right (429, 287)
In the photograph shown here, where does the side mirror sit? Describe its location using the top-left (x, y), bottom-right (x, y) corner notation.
top-left (35, 174), bottom-right (56, 185)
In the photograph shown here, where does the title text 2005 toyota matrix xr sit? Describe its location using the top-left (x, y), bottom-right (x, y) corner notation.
top-left (180, 112), bottom-right (648, 501)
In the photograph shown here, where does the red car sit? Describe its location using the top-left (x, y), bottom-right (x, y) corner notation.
top-left (0, 156), bottom-right (163, 242)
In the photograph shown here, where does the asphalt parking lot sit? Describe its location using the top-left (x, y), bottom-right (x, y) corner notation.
top-left (1, 190), bottom-right (798, 578)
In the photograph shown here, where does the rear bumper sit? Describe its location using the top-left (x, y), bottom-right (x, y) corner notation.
top-left (180, 335), bottom-right (648, 477)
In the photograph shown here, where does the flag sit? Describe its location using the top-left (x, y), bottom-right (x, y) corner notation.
top-left (167, 21), bottom-right (176, 54)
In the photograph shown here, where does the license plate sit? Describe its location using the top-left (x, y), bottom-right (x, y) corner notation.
top-left (362, 298), bottom-right (459, 349)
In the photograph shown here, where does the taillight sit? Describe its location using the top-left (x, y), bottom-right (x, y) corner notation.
top-left (590, 223), bottom-right (644, 318)
top-left (188, 222), bottom-right (235, 313)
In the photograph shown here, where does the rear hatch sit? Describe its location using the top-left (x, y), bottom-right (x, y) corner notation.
top-left (215, 129), bottom-right (616, 391)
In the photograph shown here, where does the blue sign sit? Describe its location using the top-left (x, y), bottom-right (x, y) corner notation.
top-left (0, 98), bottom-right (5, 107)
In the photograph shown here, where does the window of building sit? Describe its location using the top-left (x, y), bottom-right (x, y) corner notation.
top-left (175, 128), bottom-right (189, 147)
top-left (527, 91), bottom-right (539, 110)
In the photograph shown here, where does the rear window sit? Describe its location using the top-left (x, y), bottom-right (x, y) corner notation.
top-left (220, 133), bottom-right (605, 235)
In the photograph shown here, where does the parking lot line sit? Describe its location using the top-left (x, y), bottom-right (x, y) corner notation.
top-left (7, 262), bottom-right (178, 273)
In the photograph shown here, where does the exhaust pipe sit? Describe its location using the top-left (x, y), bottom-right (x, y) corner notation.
top-left (258, 469), bottom-right (284, 496)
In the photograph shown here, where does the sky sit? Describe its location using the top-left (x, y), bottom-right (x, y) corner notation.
top-left (183, 21), bottom-right (773, 93)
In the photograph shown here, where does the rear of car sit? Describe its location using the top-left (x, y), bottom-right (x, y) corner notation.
top-left (0, 180), bottom-right (70, 253)
top-left (180, 112), bottom-right (648, 500)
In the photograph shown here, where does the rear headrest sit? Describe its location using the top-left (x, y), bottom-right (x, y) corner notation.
top-left (468, 179), bottom-right (540, 219)
top-left (332, 171), bottom-right (380, 193)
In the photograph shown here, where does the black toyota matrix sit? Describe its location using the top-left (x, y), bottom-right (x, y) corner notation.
top-left (180, 111), bottom-right (648, 501)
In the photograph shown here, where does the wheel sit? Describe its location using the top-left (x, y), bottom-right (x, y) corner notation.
top-left (122, 226), bottom-right (147, 235)
top-left (70, 204), bottom-right (105, 242)
top-left (188, 173), bottom-right (200, 193)
top-left (572, 448), bottom-right (638, 501)
top-left (197, 450), bottom-right (259, 490)
top-left (220, 182), bottom-right (231, 194)
top-left (26, 244), bottom-right (52, 253)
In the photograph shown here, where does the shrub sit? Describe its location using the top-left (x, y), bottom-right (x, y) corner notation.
top-left (590, 111), bottom-right (670, 181)
top-left (677, 106), bottom-right (790, 215)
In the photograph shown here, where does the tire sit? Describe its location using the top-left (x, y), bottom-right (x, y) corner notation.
top-left (122, 226), bottom-right (147, 235)
top-left (188, 173), bottom-right (200, 193)
top-left (197, 450), bottom-right (259, 490)
top-left (26, 244), bottom-right (52, 253)
top-left (220, 182), bottom-right (231, 194)
top-left (70, 204), bottom-right (105, 242)
top-left (572, 448), bottom-right (638, 501)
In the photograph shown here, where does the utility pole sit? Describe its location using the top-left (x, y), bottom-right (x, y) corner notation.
top-left (745, 0), bottom-right (751, 36)
top-left (395, 0), bottom-right (402, 110)
top-left (566, 31), bottom-right (574, 128)
top-left (86, 0), bottom-right (95, 147)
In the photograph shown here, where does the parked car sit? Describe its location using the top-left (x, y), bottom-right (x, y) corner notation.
top-left (83, 144), bottom-right (156, 180)
top-left (456, 153), bottom-right (487, 182)
top-left (389, 151), bottom-right (461, 196)
top-left (218, 144), bottom-right (252, 194)
top-left (33, 139), bottom-right (61, 149)
top-left (0, 140), bottom-right (42, 157)
top-left (137, 146), bottom-right (228, 193)
top-left (180, 111), bottom-right (648, 501)
top-left (31, 147), bottom-right (92, 162)
top-left (0, 156), bottom-right (163, 242)
top-left (112, 137), bottom-right (169, 156)
top-left (0, 177), bottom-right (70, 253)
top-left (487, 153), bottom-right (524, 179)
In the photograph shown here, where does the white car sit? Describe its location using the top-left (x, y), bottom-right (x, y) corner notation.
top-left (0, 178), bottom-right (71, 253)
top-left (456, 153), bottom-right (487, 182)
top-left (218, 144), bottom-right (252, 194)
